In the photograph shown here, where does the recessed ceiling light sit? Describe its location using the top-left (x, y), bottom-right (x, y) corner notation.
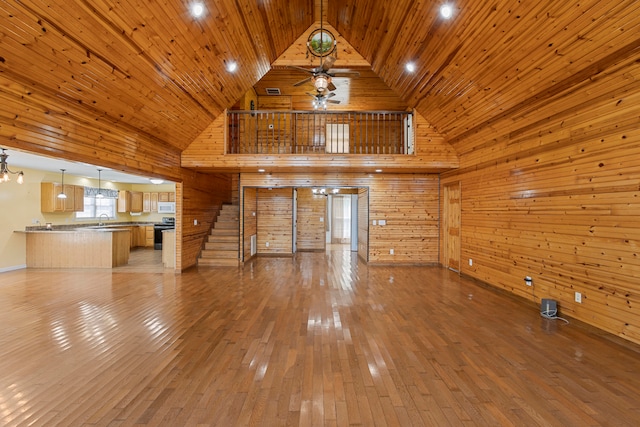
top-left (405, 62), bottom-right (416, 73)
top-left (258, 169), bottom-right (265, 173)
top-left (440, 4), bottom-right (454, 19)
top-left (375, 169), bottom-right (383, 173)
top-left (226, 61), bottom-right (238, 73)
top-left (191, 3), bottom-right (205, 18)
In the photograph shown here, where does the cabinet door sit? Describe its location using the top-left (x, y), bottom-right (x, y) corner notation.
top-left (145, 226), bottom-right (154, 247)
top-left (169, 192), bottom-right (176, 202)
top-left (117, 191), bottom-right (130, 213)
top-left (143, 193), bottom-right (151, 213)
top-left (63, 184), bottom-right (76, 212)
top-left (158, 192), bottom-right (169, 202)
top-left (74, 186), bottom-right (85, 212)
top-left (130, 191), bottom-right (143, 213)
top-left (151, 193), bottom-right (159, 212)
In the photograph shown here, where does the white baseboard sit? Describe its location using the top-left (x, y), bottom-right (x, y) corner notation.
top-left (0, 264), bottom-right (27, 273)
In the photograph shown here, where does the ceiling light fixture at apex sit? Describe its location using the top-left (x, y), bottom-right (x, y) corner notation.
top-left (440, 3), bottom-right (454, 19)
top-left (190, 2), bottom-right (205, 18)
top-left (405, 62), bottom-right (416, 73)
top-left (0, 148), bottom-right (24, 184)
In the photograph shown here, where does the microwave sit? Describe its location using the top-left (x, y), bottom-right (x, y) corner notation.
top-left (157, 202), bottom-right (175, 213)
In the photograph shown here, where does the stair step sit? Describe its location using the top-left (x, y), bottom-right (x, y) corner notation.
top-left (205, 235), bottom-right (239, 242)
top-left (210, 228), bottom-right (237, 235)
top-left (205, 242), bottom-right (237, 250)
top-left (198, 258), bottom-right (239, 267)
top-left (200, 250), bottom-right (237, 259)
top-left (215, 221), bottom-right (238, 229)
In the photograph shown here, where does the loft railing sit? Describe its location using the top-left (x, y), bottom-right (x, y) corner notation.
top-left (227, 110), bottom-right (414, 155)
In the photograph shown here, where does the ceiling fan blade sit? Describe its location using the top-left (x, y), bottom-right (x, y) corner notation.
top-left (294, 77), bottom-right (312, 87)
top-left (327, 81), bottom-right (337, 91)
top-left (326, 92), bottom-right (336, 98)
top-left (327, 99), bottom-right (340, 104)
top-left (330, 71), bottom-right (360, 78)
top-left (322, 56), bottom-right (337, 71)
top-left (288, 65), bottom-right (315, 75)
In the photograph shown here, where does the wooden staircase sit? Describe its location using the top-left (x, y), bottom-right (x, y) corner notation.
top-left (198, 204), bottom-right (240, 266)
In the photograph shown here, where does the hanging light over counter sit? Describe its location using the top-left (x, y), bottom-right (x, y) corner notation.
top-left (57, 169), bottom-right (67, 199)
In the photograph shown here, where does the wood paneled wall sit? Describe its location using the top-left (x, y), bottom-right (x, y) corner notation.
top-left (240, 173), bottom-right (439, 264)
top-left (296, 188), bottom-right (326, 251)
top-left (257, 188), bottom-right (294, 255)
top-left (179, 171), bottom-right (232, 270)
top-left (242, 187), bottom-right (258, 260)
top-left (357, 188), bottom-right (369, 262)
top-left (440, 46), bottom-right (640, 345)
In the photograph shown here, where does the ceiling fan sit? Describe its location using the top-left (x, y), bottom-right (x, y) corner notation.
top-left (290, 56), bottom-right (359, 94)
top-left (288, 0), bottom-right (359, 95)
top-left (308, 91), bottom-right (340, 110)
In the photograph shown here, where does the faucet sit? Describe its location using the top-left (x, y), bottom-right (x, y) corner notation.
top-left (98, 213), bottom-right (110, 226)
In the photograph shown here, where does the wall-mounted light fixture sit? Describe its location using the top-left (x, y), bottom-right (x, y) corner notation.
top-left (57, 169), bottom-right (67, 199)
top-left (0, 148), bottom-right (24, 184)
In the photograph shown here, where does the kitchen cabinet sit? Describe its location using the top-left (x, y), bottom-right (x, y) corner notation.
top-left (151, 193), bottom-right (158, 213)
top-left (117, 191), bottom-right (130, 213)
top-left (130, 191), bottom-right (143, 213)
top-left (143, 193), bottom-right (151, 213)
top-left (158, 192), bottom-right (170, 202)
top-left (41, 182), bottom-right (84, 213)
top-left (118, 191), bottom-right (143, 213)
top-left (145, 226), bottom-right (154, 247)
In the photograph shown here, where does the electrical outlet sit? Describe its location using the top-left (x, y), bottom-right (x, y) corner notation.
top-left (525, 276), bottom-right (532, 286)
top-left (193, 219), bottom-right (198, 225)
top-left (469, 259), bottom-right (473, 266)
top-left (575, 292), bottom-right (582, 303)
top-left (389, 248), bottom-right (394, 255)
top-left (265, 241), bottom-right (270, 247)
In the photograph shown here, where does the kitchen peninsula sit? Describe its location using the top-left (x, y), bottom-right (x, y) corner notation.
top-left (22, 228), bottom-right (131, 268)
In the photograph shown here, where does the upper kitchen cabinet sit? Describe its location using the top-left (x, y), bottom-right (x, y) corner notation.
top-left (41, 182), bottom-right (84, 213)
top-left (118, 191), bottom-right (143, 213)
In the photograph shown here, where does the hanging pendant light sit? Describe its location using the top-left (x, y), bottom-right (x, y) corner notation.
top-left (0, 148), bottom-right (25, 184)
top-left (96, 169), bottom-right (104, 198)
top-left (57, 169), bottom-right (67, 199)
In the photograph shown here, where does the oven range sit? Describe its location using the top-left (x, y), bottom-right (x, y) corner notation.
top-left (154, 217), bottom-right (175, 250)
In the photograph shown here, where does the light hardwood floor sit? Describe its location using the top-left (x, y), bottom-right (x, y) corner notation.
top-left (0, 246), bottom-right (639, 426)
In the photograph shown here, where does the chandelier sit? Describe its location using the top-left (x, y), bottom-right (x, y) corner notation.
top-left (0, 148), bottom-right (24, 184)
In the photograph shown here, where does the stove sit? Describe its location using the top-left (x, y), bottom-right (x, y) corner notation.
top-left (154, 217), bottom-right (175, 250)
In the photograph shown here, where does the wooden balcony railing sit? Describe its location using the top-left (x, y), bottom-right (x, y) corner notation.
top-left (227, 111), bottom-right (414, 155)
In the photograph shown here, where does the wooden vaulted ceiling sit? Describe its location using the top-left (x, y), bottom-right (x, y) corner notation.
top-left (1, 0), bottom-right (638, 168)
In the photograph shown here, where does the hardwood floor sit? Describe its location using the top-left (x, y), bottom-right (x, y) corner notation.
top-left (0, 246), bottom-right (639, 426)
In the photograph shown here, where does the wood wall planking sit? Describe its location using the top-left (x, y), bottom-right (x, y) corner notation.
top-left (179, 171), bottom-right (232, 270)
top-left (441, 47), bottom-right (640, 345)
top-left (296, 188), bottom-right (326, 251)
top-left (242, 187), bottom-right (258, 260)
top-left (0, 75), bottom-right (183, 181)
top-left (240, 173), bottom-right (439, 264)
top-left (357, 188), bottom-right (369, 262)
top-left (257, 188), bottom-right (293, 255)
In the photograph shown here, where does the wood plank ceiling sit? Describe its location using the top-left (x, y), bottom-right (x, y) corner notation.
top-left (1, 0), bottom-right (638, 158)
